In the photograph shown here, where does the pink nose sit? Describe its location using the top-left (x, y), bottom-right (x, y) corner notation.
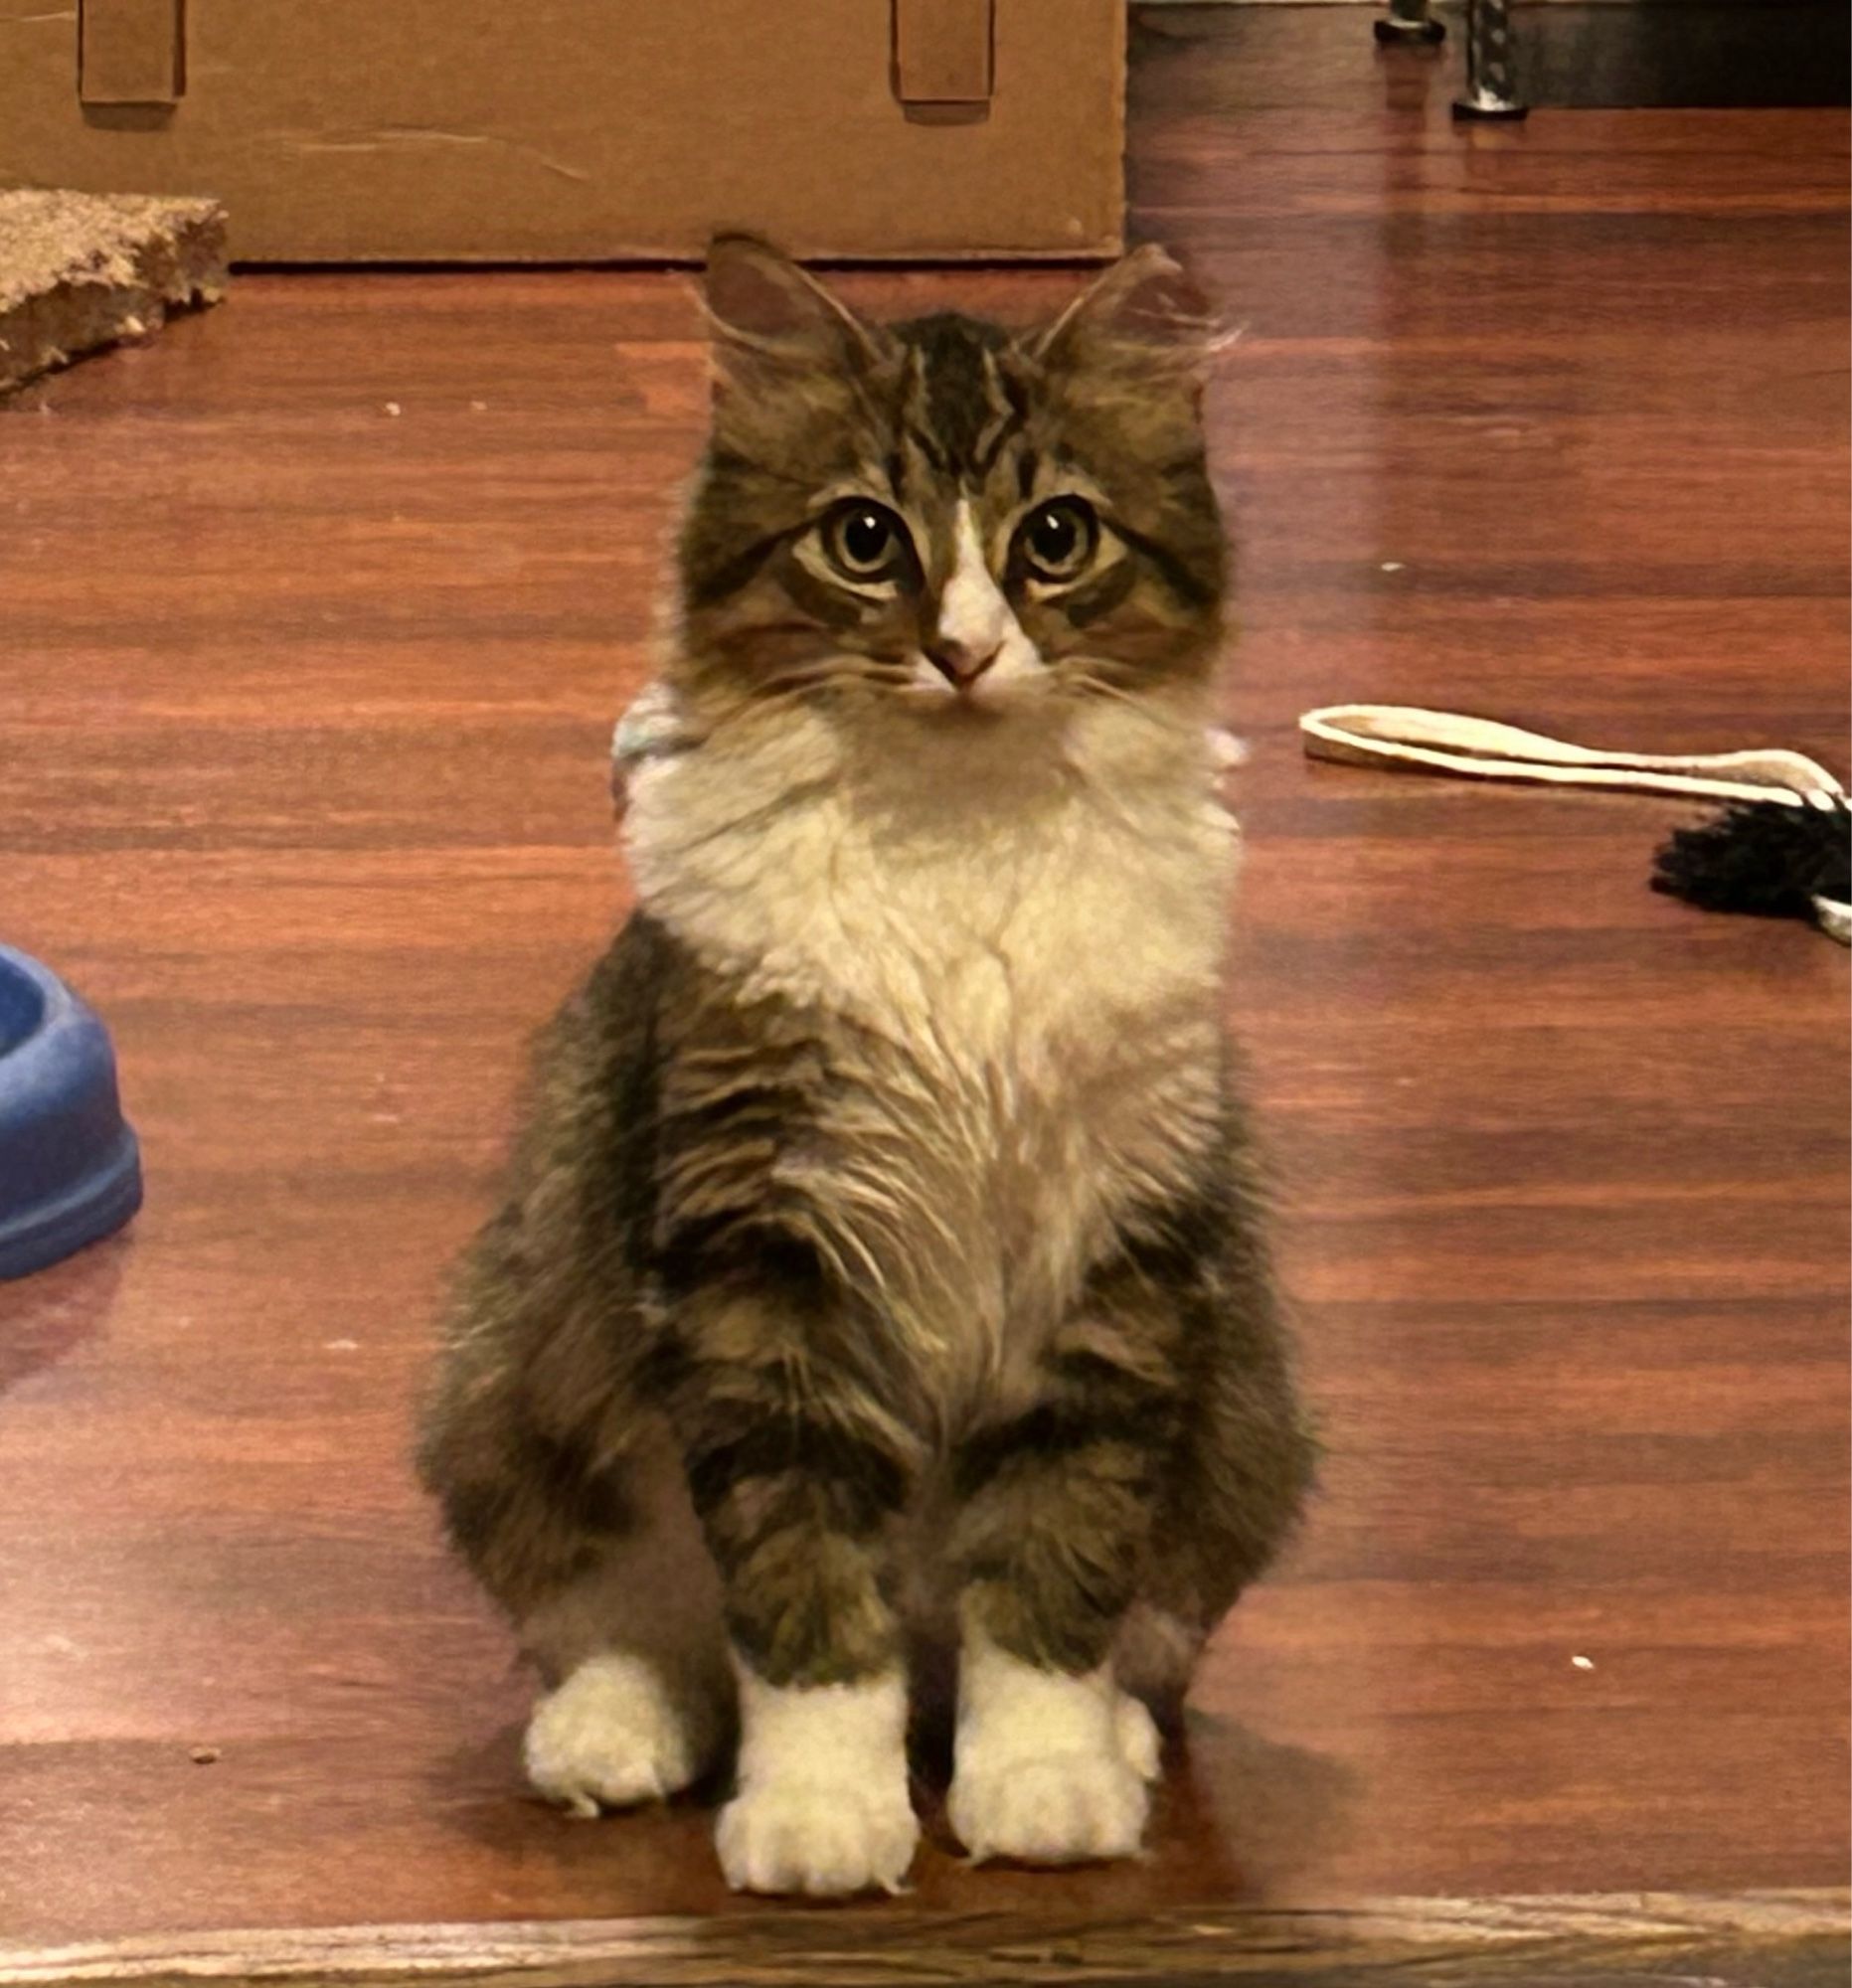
top-left (926, 639), bottom-right (1000, 687)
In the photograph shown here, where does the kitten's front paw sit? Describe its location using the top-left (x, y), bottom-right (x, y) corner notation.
top-left (525, 1654), bottom-right (706, 1817)
top-left (948, 1744), bottom-right (1150, 1866)
top-left (949, 1635), bottom-right (1160, 1866)
top-left (716, 1775), bottom-right (919, 1898)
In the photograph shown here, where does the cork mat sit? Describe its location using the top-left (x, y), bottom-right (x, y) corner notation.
top-left (0, 190), bottom-right (227, 395)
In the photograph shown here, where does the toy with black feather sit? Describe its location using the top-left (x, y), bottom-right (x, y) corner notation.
top-left (1653, 794), bottom-right (1852, 940)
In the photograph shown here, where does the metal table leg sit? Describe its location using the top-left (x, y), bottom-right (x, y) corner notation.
top-left (1453, 0), bottom-right (1529, 118)
top-left (1374, 0), bottom-right (1445, 48)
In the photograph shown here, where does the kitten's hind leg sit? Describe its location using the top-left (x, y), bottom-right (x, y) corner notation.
top-left (1130, 1153), bottom-right (1316, 1690)
top-left (518, 1428), bottom-right (733, 1815)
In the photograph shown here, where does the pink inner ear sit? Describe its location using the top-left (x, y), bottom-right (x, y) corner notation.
top-left (1083, 251), bottom-right (1214, 348)
top-left (1033, 246), bottom-right (1218, 364)
top-left (1119, 264), bottom-right (1214, 342)
top-left (706, 238), bottom-right (870, 353)
top-left (707, 251), bottom-right (813, 342)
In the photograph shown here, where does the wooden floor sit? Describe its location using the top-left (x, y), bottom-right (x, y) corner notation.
top-left (2, 7), bottom-right (1847, 1966)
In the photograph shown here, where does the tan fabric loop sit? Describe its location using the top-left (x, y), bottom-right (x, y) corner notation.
top-left (1300, 704), bottom-right (1847, 808)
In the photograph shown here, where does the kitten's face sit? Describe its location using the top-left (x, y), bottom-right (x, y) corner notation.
top-left (675, 241), bottom-right (1227, 725)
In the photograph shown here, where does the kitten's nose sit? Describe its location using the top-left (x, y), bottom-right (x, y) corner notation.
top-left (925, 638), bottom-right (1001, 688)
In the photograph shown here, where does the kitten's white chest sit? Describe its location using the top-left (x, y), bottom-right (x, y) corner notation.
top-left (628, 707), bottom-right (1234, 1414)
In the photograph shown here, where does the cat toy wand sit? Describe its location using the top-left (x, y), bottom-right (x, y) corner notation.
top-left (1299, 706), bottom-right (1852, 945)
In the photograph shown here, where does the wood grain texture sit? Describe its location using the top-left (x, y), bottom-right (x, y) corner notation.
top-left (2, 1895), bottom-right (1847, 1988)
top-left (0, 2), bottom-right (1846, 1955)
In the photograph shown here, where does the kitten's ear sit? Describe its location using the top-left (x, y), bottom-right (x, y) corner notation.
top-left (1028, 244), bottom-right (1228, 379)
top-left (702, 234), bottom-right (883, 379)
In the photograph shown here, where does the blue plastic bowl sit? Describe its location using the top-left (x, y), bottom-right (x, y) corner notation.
top-left (0, 945), bottom-right (142, 1280)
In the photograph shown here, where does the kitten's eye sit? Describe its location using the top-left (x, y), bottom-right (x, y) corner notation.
top-left (1017, 497), bottom-right (1099, 583)
top-left (821, 501), bottom-right (911, 584)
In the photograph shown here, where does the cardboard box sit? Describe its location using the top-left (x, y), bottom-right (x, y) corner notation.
top-left (0, 0), bottom-right (1124, 262)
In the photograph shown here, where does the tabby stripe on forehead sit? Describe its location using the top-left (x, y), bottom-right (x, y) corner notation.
top-left (897, 346), bottom-right (950, 476)
top-left (969, 349), bottom-right (1028, 480)
top-left (970, 409), bottom-right (1025, 482)
top-left (905, 424), bottom-right (951, 477)
top-left (899, 320), bottom-right (1031, 480)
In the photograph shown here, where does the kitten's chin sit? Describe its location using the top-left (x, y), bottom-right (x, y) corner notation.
top-left (898, 686), bottom-right (1022, 724)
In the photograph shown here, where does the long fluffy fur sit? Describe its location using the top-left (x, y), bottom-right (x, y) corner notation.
top-left (418, 238), bottom-right (1314, 1890)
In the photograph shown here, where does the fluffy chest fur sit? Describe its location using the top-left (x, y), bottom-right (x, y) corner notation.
top-left (627, 701), bottom-right (1235, 1419)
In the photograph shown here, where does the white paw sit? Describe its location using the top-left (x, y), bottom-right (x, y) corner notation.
top-left (719, 1661), bottom-right (919, 1897)
top-left (717, 1776), bottom-right (919, 1898)
top-left (524, 1654), bottom-right (704, 1817)
top-left (949, 1743), bottom-right (1149, 1865)
top-left (949, 1630), bottom-right (1159, 1865)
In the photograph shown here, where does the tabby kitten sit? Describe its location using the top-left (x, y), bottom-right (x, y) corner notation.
top-left (419, 237), bottom-right (1312, 1899)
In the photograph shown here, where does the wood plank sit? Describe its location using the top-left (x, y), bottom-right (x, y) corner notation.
top-left (2, 1894), bottom-right (1846, 1988)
